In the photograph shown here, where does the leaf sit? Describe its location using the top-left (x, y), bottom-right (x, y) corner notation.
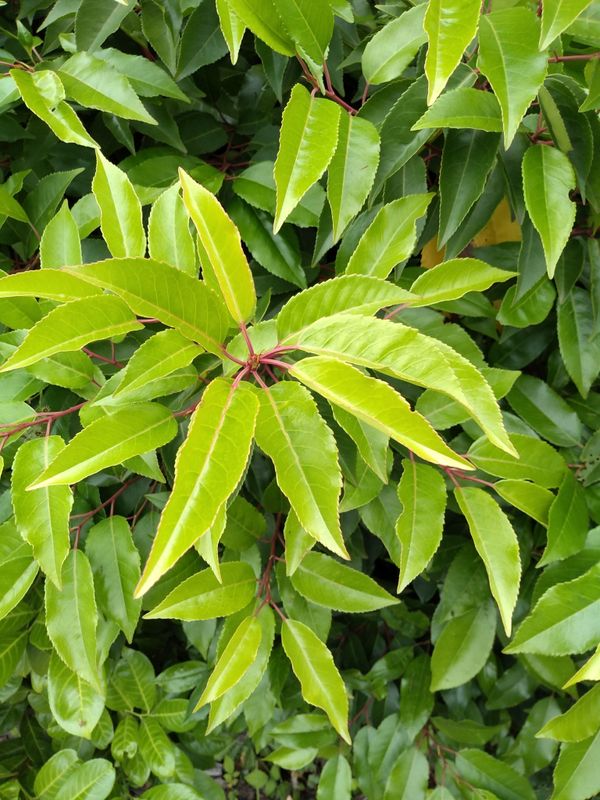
top-left (412, 87), bottom-right (503, 132)
top-left (468, 433), bottom-right (566, 488)
top-left (507, 374), bottom-right (583, 447)
top-left (54, 759), bottom-right (115, 800)
top-left (0, 521), bottom-right (38, 621)
top-left (538, 684), bottom-right (600, 742)
top-left (34, 749), bottom-right (79, 799)
top-left (75, 0), bottom-right (135, 51)
top-left (0, 630), bottom-right (27, 689)
top-left (48, 652), bottom-right (104, 739)
top-left (327, 114), bottom-right (380, 242)
top-left (289, 314), bottom-right (513, 454)
top-left (564, 646), bottom-right (600, 688)
top-left (505, 563), bottom-right (600, 656)
top-left (276, 275), bottom-right (416, 341)
top-left (424, 0), bottom-right (481, 104)
top-left (438, 131), bottom-right (501, 245)
top-left (540, 470), bottom-right (588, 566)
top-left (114, 329), bottom-right (202, 398)
top-left (147, 184), bottom-right (196, 276)
top-left (383, 748), bottom-right (428, 800)
top-left (290, 356), bottom-right (471, 469)
top-left (225, 0), bottom-right (295, 55)
top-left (478, 8), bottom-right (548, 147)
top-left (176, 2), bottom-right (228, 79)
top-left (273, 84), bottom-right (341, 232)
top-left (558, 287), bottom-right (600, 398)
top-left (59, 53), bottom-right (155, 125)
top-left (410, 258), bottom-right (514, 305)
top-left (362, 4), bottom-right (427, 85)
top-left (195, 616), bottom-right (262, 708)
top-left (345, 194), bottom-right (433, 279)
top-left (11, 437), bottom-right (72, 588)
top-left (92, 152), bottom-right (146, 258)
top-left (455, 487), bottom-right (521, 636)
top-left (290, 552), bottom-right (398, 612)
top-left (551, 732), bottom-right (600, 800)
top-left (107, 649), bottom-right (156, 712)
top-left (396, 460), bottom-right (446, 592)
top-left (216, 0), bottom-right (246, 64)
top-left (0, 182), bottom-right (29, 224)
top-left (65, 259), bottom-right (231, 354)
top-left (40, 202), bottom-right (82, 270)
top-left (86, 517), bottom-right (142, 642)
top-left (0, 295), bottom-right (142, 373)
top-left (430, 601), bottom-right (496, 691)
top-left (455, 749), bottom-right (536, 800)
top-left (522, 145), bottom-right (576, 278)
top-left (11, 70), bottom-right (98, 149)
top-left (494, 480), bottom-right (554, 526)
top-left (179, 169), bottom-right (256, 322)
top-left (540, 0), bottom-right (593, 50)
top-left (136, 380), bottom-right (258, 595)
top-left (0, 269), bottom-right (102, 302)
top-left (254, 381), bottom-right (347, 559)
top-left (276, 0), bottom-right (333, 67)
top-left (317, 755), bottom-right (352, 800)
top-left (45, 550), bottom-right (100, 691)
top-left (281, 618), bottom-right (350, 743)
top-left (144, 562), bottom-right (257, 620)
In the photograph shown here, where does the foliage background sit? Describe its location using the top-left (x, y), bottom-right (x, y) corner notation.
top-left (0, 0), bottom-right (599, 798)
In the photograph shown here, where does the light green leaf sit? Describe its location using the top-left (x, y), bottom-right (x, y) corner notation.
top-left (563, 646), bottom-right (600, 688)
top-left (92, 152), bottom-right (146, 258)
top-left (254, 381), bottom-right (347, 559)
top-left (54, 759), bottom-right (115, 800)
top-left (40, 201), bottom-right (82, 269)
top-left (345, 194), bottom-right (433, 279)
top-left (0, 630), bottom-right (27, 689)
top-left (144, 562), bottom-right (257, 620)
top-left (317, 755), bottom-right (352, 800)
top-left (276, 275), bottom-right (416, 341)
top-left (284, 511), bottom-right (315, 576)
top-left (34, 749), bottom-right (79, 800)
top-left (522, 145), bottom-right (576, 278)
top-left (195, 504), bottom-right (226, 582)
top-left (147, 184), bottom-right (196, 275)
top-left (410, 258), bottom-right (514, 306)
top-left (0, 181), bottom-right (29, 223)
top-left (455, 749), bottom-right (536, 800)
top-left (29, 403), bottom-right (177, 489)
top-left (86, 516), bottom-right (142, 642)
top-left (48, 652), bottom-right (104, 739)
top-left (10, 69), bottom-right (98, 149)
top-left (0, 295), bottom-right (142, 373)
top-left (281, 618), bottom-right (350, 743)
top-left (558, 287), bottom-right (600, 398)
top-left (424, 0), bottom-right (481, 104)
top-left (65, 259), bottom-right (231, 354)
top-left (225, 0), bottom-right (295, 55)
top-left (137, 380), bottom-right (258, 595)
top-left (290, 551), bottom-right (398, 612)
top-left (180, 169), bottom-right (256, 322)
top-left (540, 0), bottom-right (593, 50)
top-left (412, 87), bottom-right (503, 132)
top-left (45, 550), bottom-right (101, 691)
top-left (431, 601), bottom-right (496, 691)
top-left (505, 563), bottom-right (600, 656)
top-left (332, 405), bottom-right (389, 482)
top-left (494, 480), bottom-right (554, 526)
top-left (290, 356), bottom-right (471, 469)
top-left (195, 615), bottom-right (262, 708)
top-left (468, 433), bottom-right (566, 488)
top-left (107, 648), bottom-right (156, 712)
top-left (396, 460), bottom-right (446, 592)
top-left (362, 4), bottom-right (427, 85)
top-left (276, 0), bottom-right (333, 67)
top-left (0, 521), bottom-right (38, 621)
top-left (59, 52), bottom-right (156, 124)
top-left (273, 83), bottom-right (341, 232)
top-left (551, 732), bottom-right (600, 800)
top-left (455, 487), bottom-right (521, 636)
top-left (216, 0), bottom-right (246, 64)
top-left (540, 470), bottom-right (588, 566)
top-left (289, 314), bottom-right (513, 454)
top-left (11, 437), bottom-right (72, 588)
top-left (327, 114), bottom-right (380, 242)
top-left (0, 269), bottom-right (102, 302)
top-left (478, 8), bottom-right (548, 147)
top-left (538, 684), bottom-right (600, 742)
top-left (383, 748), bottom-right (428, 800)
top-left (75, 0), bottom-right (135, 51)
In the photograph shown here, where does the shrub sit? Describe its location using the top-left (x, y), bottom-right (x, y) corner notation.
top-left (0, 1), bottom-right (598, 798)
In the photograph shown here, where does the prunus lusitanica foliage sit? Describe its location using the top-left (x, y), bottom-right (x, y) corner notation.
top-left (0, 0), bottom-right (599, 797)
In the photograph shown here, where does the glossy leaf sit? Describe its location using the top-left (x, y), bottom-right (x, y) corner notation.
top-left (455, 749), bottom-right (536, 800)
top-left (216, 0), bottom-right (246, 64)
top-left (551, 732), bottom-right (600, 800)
top-left (136, 380), bottom-right (258, 595)
top-left (558, 287), bottom-right (600, 398)
top-left (225, 0), bottom-right (295, 55)
top-left (541, 470), bottom-right (588, 566)
top-left (540, 0), bottom-right (593, 50)
top-left (92, 152), bottom-right (146, 259)
top-left (410, 258), bottom-right (514, 305)
top-left (48, 653), bottom-right (104, 739)
top-left (494, 480), bottom-right (554, 526)
top-left (0, 521), bottom-right (38, 621)
top-left (383, 748), bottom-right (428, 800)
top-left (317, 755), bottom-right (352, 800)
top-left (147, 184), bottom-right (196, 275)
top-left (273, 84), bottom-right (341, 232)
top-left (281, 618), bottom-right (350, 743)
top-left (431, 602), bottom-right (497, 691)
top-left (54, 759), bottom-right (115, 800)
top-left (276, 0), bottom-right (333, 67)
top-left (0, 269), bottom-right (102, 302)
top-left (40, 202), bottom-right (82, 270)
top-left (362, 5), bottom-right (427, 85)
top-left (538, 683), bottom-right (600, 742)
top-left (468, 433), bottom-right (566, 488)
top-left (412, 87), bottom-right (503, 132)
top-left (507, 374), bottom-right (583, 447)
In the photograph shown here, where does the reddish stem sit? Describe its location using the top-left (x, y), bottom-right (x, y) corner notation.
top-left (549, 52), bottom-right (600, 62)
top-left (239, 321), bottom-right (255, 356)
